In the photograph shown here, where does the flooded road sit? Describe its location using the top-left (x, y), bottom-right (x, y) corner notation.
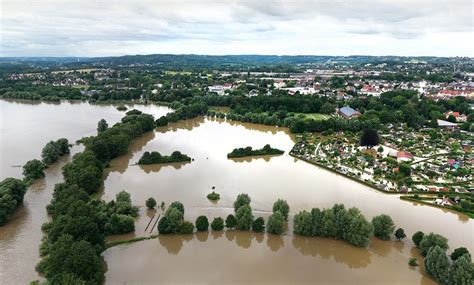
top-left (102, 116), bottom-right (472, 284)
top-left (0, 100), bottom-right (170, 284)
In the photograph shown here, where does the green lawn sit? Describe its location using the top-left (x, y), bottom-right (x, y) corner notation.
top-left (165, 71), bottom-right (192, 75)
top-left (298, 113), bottom-right (331, 120)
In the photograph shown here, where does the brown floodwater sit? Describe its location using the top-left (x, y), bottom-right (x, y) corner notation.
top-left (0, 100), bottom-right (170, 285)
top-left (0, 99), bottom-right (170, 179)
top-left (0, 101), bottom-right (472, 284)
top-left (102, 116), bottom-right (472, 284)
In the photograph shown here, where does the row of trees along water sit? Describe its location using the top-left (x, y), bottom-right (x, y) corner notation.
top-left (1, 138), bottom-right (71, 226)
top-left (157, 193), bottom-right (472, 285)
top-left (34, 109), bottom-right (161, 284)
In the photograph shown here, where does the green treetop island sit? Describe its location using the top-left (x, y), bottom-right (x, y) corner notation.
top-left (138, 151), bottom-right (191, 165)
top-left (227, 144), bottom-right (284, 158)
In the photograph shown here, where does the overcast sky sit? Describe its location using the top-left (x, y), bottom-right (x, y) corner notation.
top-left (1, 0), bottom-right (473, 57)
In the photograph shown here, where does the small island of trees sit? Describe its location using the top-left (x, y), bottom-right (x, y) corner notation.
top-left (227, 144), bottom-right (284, 158)
top-left (138, 151), bottom-right (191, 165)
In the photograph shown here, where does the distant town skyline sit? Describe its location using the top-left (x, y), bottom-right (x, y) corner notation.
top-left (2, 0), bottom-right (473, 57)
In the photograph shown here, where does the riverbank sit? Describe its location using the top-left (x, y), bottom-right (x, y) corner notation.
top-left (289, 152), bottom-right (473, 218)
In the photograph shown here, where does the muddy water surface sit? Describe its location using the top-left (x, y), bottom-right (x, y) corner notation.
top-left (0, 100), bottom-right (170, 284)
top-left (102, 116), bottom-right (473, 284)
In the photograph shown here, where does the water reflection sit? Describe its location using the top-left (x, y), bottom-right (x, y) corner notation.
top-left (139, 161), bottom-right (191, 173)
top-left (196, 231), bottom-right (209, 242)
top-left (157, 234), bottom-right (194, 255)
top-left (228, 155), bottom-right (279, 163)
top-left (292, 236), bottom-right (372, 269)
top-left (267, 234), bottom-right (284, 252)
top-left (157, 117), bottom-right (205, 133)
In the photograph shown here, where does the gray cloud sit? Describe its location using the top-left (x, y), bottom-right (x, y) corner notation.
top-left (0, 0), bottom-right (472, 56)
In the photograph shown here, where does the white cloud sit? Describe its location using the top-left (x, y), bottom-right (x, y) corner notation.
top-left (0, 0), bottom-right (472, 56)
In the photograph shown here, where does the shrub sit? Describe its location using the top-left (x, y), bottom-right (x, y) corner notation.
top-left (179, 221), bottom-right (194, 234)
top-left (145, 197), bottom-right (157, 209)
top-left (225, 214), bottom-right (237, 229)
top-left (394, 228), bottom-right (406, 241)
top-left (207, 191), bottom-right (220, 201)
top-left (267, 212), bottom-right (285, 235)
top-left (409, 258), bottom-right (418, 266)
top-left (211, 217), bottom-right (224, 231)
top-left (252, 217), bottom-right (265, 232)
top-left (195, 216), bottom-right (209, 231)
top-left (105, 214), bottom-right (135, 235)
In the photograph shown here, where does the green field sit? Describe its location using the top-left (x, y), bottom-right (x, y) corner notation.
top-left (165, 71), bottom-right (192, 75)
top-left (297, 113), bottom-right (331, 120)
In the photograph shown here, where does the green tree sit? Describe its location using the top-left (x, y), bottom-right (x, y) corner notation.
top-left (451, 247), bottom-right (470, 262)
top-left (372, 214), bottom-right (395, 240)
top-left (211, 217), bottom-right (224, 231)
top-left (97, 119), bottom-right (108, 133)
top-left (449, 253), bottom-right (474, 285)
top-left (23, 159), bottom-right (45, 180)
top-left (225, 214), bottom-right (237, 229)
top-left (42, 141), bottom-right (60, 165)
top-left (360, 128), bottom-right (380, 148)
top-left (164, 207), bottom-right (184, 233)
top-left (424, 245), bottom-right (450, 284)
top-left (235, 204), bottom-right (253, 231)
top-left (252, 217), bottom-right (265, 232)
top-left (179, 221), bottom-right (194, 234)
top-left (394, 228), bottom-right (406, 241)
top-left (293, 210), bottom-right (313, 236)
top-left (157, 216), bottom-right (170, 234)
top-left (45, 235), bottom-right (103, 284)
top-left (0, 178), bottom-right (27, 226)
top-left (145, 197), bottom-right (156, 209)
top-left (62, 151), bottom-right (103, 194)
top-left (419, 233), bottom-right (449, 256)
top-left (267, 212), bottom-right (285, 235)
top-left (321, 208), bottom-right (337, 238)
top-left (169, 201), bottom-right (185, 215)
top-left (105, 214), bottom-right (135, 235)
top-left (412, 231), bottom-right (425, 247)
top-left (272, 199), bottom-right (290, 221)
top-left (195, 216), bottom-right (209, 231)
top-left (233, 193), bottom-right (251, 212)
top-left (343, 210), bottom-right (373, 248)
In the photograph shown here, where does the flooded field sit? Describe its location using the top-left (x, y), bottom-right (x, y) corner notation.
top-left (102, 116), bottom-right (472, 284)
top-left (0, 101), bottom-right (472, 284)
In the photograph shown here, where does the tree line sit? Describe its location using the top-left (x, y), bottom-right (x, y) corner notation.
top-left (36, 110), bottom-right (156, 284)
top-left (1, 139), bottom-right (71, 226)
